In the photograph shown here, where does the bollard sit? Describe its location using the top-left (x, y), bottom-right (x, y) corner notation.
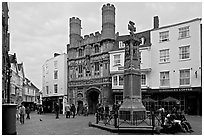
top-left (152, 111), bottom-right (155, 128)
top-left (114, 111), bottom-right (118, 128)
top-left (96, 112), bottom-right (99, 124)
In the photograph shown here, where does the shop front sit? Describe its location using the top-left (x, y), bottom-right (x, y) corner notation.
top-left (142, 87), bottom-right (201, 115)
top-left (42, 96), bottom-right (63, 114)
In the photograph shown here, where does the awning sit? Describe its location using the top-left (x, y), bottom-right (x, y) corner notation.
top-left (142, 97), bottom-right (157, 103)
top-left (161, 96), bottom-right (180, 104)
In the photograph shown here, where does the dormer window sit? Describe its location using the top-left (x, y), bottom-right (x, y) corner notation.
top-left (119, 41), bottom-right (125, 49)
top-left (140, 37), bottom-right (145, 45)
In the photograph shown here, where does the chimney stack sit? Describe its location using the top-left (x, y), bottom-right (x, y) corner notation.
top-left (153, 16), bottom-right (159, 29)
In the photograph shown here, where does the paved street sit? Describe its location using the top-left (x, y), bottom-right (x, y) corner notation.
top-left (16, 112), bottom-right (117, 135)
top-left (16, 112), bottom-right (202, 135)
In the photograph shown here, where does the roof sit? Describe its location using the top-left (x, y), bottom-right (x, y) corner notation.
top-left (111, 30), bottom-right (151, 52)
top-left (152, 18), bottom-right (202, 31)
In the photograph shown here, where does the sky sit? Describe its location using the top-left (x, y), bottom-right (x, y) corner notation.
top-left (8, 1), bottom-right (202, 90)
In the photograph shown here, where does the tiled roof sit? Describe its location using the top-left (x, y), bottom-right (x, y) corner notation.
top-left (111, 30), bottom-right (151, 52)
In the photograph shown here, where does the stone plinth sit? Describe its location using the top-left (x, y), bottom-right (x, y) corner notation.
top-left (119, 98), bottom-right (146, 121)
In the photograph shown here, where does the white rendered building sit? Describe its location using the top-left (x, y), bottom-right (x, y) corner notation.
top-left (109, 17), bottom-right (202, 115)
top-left (42, 53), bottom-right (68, 114)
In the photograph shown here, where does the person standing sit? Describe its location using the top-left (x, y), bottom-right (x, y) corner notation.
top-left (70, 104), bottom-right (76, 118)
top-left (20, 104), bottom-right (25, 124)
top-left (65, 104), bottom-right (71, 118)
top-left (26, 106), bottom-right (31, 119)
top-left (55, 103), bottom-right (60, 119)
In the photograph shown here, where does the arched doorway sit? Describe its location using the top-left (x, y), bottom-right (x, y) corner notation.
top-left (77, 100), bottom-right (83, 115)
top-left (86, 87), bottom-right (100, 114)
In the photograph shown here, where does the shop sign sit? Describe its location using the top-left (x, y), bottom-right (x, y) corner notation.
top-left (159, 88), bottom-right (193, 92)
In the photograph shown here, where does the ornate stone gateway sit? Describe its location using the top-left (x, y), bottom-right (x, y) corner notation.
top-left (119, 21), bottom-right (146, 120)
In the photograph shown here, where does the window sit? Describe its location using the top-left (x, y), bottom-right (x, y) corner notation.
top-left (94, 45), bottom-right (100, 53)
top-left (54, 84), bottom-right (58, 93)
top-left (54, 61), bottom-right (58, 69)
top-left (113, 76), bottom-right (117, 86)
top-left (179, 26), bottom-right (189, 39)
top-left (140, 37), bottom-right (145, 45)
top-left (160, 49), bottom-right (170, 63)
top-left (78, 65), bottom-right (83, 78)
top-left (46, 86), bottom-right (49, 94)
top-left (179, 46), bottom-right (190, 60)
top-left (78, 49), bottom-right (83, 57)
top-left (114, 54), bottom-right (121, 66)
top-left (94, 62), bottom-right (100, 76)
top-left (160, 71), bottom-right (170, 86)
top-left (54, 70), bottom-right (58, 79)
top-left (180, 69), bottom-right (190, 86)
top-left (119, 41), bottom-right (125, 48)
top-left (105, 63), bottom-right (108, 69)
top-left (119, 75), bottom-right (124, 86)
top-left (141, 74), bottom-right (146, 85)
top-left (159, 31), bottom-right (169, 42)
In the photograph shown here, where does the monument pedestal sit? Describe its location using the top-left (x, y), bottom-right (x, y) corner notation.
top-left (119, 98), bottom-right (146, 121)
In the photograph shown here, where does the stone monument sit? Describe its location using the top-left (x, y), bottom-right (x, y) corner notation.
top-left (119, 21), bottom-right (146, 121)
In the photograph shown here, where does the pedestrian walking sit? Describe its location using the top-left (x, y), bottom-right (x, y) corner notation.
top-left (16, 106), bottom-right (20, 120)
top-left (70, 104), bottom-right (76, 118)
top-left (83, 104), bottom-right (88, 116)
top-left (26, 106), bottom-right (31, 119)
top-left (65, 104), bottom-right (71, 118)
top-left (19, 104), bottom-right (26, 124)
top-left (55, 103), bottom-right (60, 119)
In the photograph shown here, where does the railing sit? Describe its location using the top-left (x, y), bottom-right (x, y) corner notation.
top-left (95, 110), bottom-right (164, 131)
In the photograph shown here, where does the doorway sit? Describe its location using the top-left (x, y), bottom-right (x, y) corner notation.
top-left (86, 88), bottom-right (100, 114)
top-left (77, 100), bottom-right (83, 115)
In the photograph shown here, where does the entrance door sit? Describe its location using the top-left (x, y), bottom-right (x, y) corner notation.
top-left (77, 100), bottom-right (83, 115)
top-left (86, 89), bottom-right (100, 114)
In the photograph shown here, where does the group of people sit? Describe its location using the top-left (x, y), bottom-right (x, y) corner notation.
top-left (64, 103), bottom-right (77, 118)
top-left (16, 104), bottom-right (31, 124)
top-left (55, 103), bottom-right (78, 119)
top-left (97, 101), bottom-right (121, 123)
top-left (158, 107), bottom-right (194, 134)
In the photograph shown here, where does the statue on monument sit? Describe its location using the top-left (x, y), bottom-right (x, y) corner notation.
top-left (128, 21), bottom-right (136, 37)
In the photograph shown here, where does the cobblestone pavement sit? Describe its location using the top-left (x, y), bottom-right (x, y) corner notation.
top-left (16, 112), bottom-right (202, 135)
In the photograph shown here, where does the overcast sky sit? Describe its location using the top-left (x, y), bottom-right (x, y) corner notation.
top-left (8, 2), bottom-right (202, 89)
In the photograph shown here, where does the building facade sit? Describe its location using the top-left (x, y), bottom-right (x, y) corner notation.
top-left (42, 53), bottom-right (68, 114)
top-left (23, 78), bottom-right (39, 110)
top-left (109, 17), bottom-right (202, 115)
top-left (149, 17), bottom-right (202, 115)
top-left (67, 3), bottom-right (115, 114)
top-left (2, 2), bottom-right (11, 103)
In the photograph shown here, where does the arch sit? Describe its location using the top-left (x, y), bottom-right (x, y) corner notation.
top-left (85, 86), bottom-right (101, 95)
top-left (85, 86), bottom-right (101, 114)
